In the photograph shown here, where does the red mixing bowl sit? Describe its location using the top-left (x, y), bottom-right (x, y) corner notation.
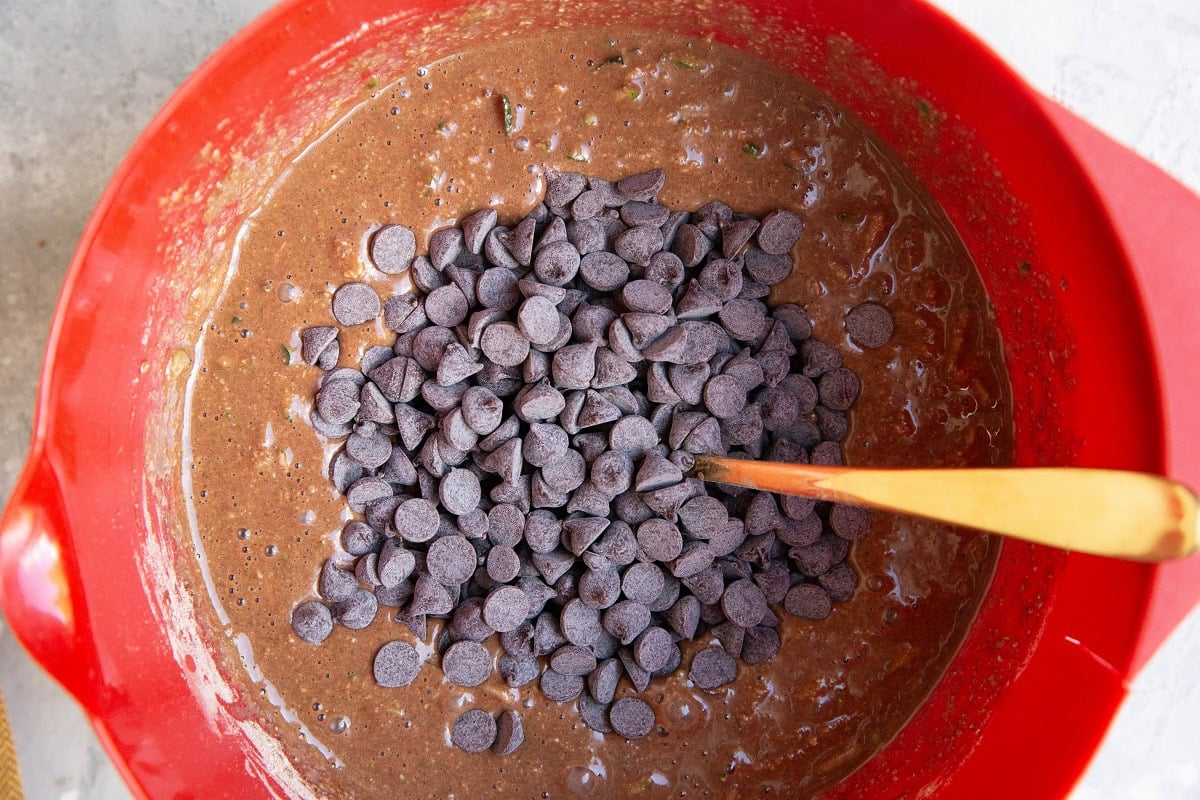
top-left (3, 0), bottom-right (1200, 797)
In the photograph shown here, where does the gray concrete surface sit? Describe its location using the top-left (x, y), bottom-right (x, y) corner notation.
top-left (0, 1), bottom-right (1197, 798)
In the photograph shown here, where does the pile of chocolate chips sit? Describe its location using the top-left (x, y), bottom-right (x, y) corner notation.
top-left (289, 169), bottom-right (893, 752)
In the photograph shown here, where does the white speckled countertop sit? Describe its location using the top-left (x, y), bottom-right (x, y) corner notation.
top-left (1, 1), bottom-right (1197, 797)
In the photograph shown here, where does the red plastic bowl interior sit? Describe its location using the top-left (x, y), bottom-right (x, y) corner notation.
top-left (2, 1), bottom-right (1200, 798)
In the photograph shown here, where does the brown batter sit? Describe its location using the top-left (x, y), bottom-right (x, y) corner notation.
top-left (184, 28), bottom-right (1011, 799)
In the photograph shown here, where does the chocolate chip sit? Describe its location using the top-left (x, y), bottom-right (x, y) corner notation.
top-left (811, 440), bottom-right (843, 466)
top-left (830, 504), bottom-right (872, 541)
top-left (514, 379), bottom-right (566, 422)
top-left (533, 240), bottom-right (581, 286)
top-left (609, 697), bottom-right (655, 739)
top-left (442, 640), bottom-right (492, 687)
top-left (751, 560), bottom-right (790, 604)
top-left (409, 573), bottom-right (453, 616)
top-left (492, 710), bottom-right (525, 756)
top-left (578, 692), bottom-right (613, 733)
top-left (718, 298), bottom-right (767, 341)
top-left (636, 518), bottom-right (684, 562)
top-left (411, 254), bottom-right (447, 293)
top-left (672, 224), bottom-right (712, 268)
top-left (815, 406), bottom-right (849, 442)
top-left (845, 302), bottom-right (894, 349)
top-left (383, 294), bottom-right (425, 335)
top-left (711, 621), bottom-right (744, 659)
top-left (373, 640), bottom-right (421, 687)
top-left (375, 580), bottom-right (413, 607)
top-left (560, 597), bottom-right (603, 646)
top-left (316, 379), bottom-right (361, 426)
top-left (552, 343), bottom-right (598, 390)
top-left (331, 282), bottom-right (381, 326)
top-left (483, 584), bottom-right (532, 632)
top-left (395, 610), bottom-right (428, 641)
top-left (603, 416), bottom-right (655, 457)
top-left (673, 281), bottom-right (720, 322)
top-left (547, 170), bottom-right (587, 207)
top-left (784, 582), bottom-right (832, 619)
top-left (577, 389), bottom-right (621, 429)
top-left (593, 348), bottom-right (638, 388)
top-left (679, 493), bottom-right (731, 539)
top-left (484, 544), bottom-right (520, 584)
top-left (427, 535), bottom-right (478, 586)
top-left (520, 510), bottom-right (560, 554)
top-left (540, 668), bottom-right (585, 702)
top-left (789, 536), bottom-right (838, 577)
top-left (694, 200), bottom-right (732, 237)
top-left (721, 578), bottom-right (768, 627)
top-left (819, 561), bottom-right (859, 602)
top-left (817, 367), bottom-right (861, 411)
top-left (300, 326), bottom-right (338, 366)
top-left (585, 658), bottom-right (621, 705)
top-left (616, 169), bottom-right (666, 202)
top-left (632, 626), bottom-right (673, 671)
top-left (439, 468), bottom-right (482, 516)
top-left (541, 449), bottom-right (587, 493)
top-left (449, 598), bottom-right (494, 642)
top-left (619, 201), bottom-right (669, 228)
top-left (720, 218), bottom-right (759, 258)
top-left (498, 654), bottom-right (540, 688)
top-left (291, 601), bottom-right (333, 643)
top-left (578, 565), bottom-right (622, 609)
top-left (476, 267), bottom-right (520, 312)
top-left (743, 248), bottom-right (792, 285)
top-left (642, 253), bottom-right (683, 293)
top-left (452, 709), bottom-right (497, 753)
top-left (345, 477), bottom-right (392, 513)
top-left (340, 521), bottom-right (382, 556)
top-left (665, 594), bottom-right (701, 640)
top-left (378, 540), bottom-right (416, 588)
top-left (354, 552), bottom-right (381, 587)
top-left (345, 428), bottom-right (392, 469)
top-left (582, 452), bottom-right (628, 499)
top-left (572, 189), bottom-right (608, 221)
top-left (620, 561), bottom-right (665, 604)
top-left (332, 588), bottom-right (378, 630)
top-left (741, 626), bottom-right (781, 665)
top-left (368, 224), bottom-right (416, 274)
top-left (315, 558), bottom-right (356, 603)
top-left (602, 599), bottom-right (651, 644)
top-left (689, 645), bottom-right (737, 689)
top-left (756, 209), bottom-right (804, 255)
top-left (550, 644), bottom-right (598, 676)
top-left (390, 498), bottom-right (435, 543)
top-left (576, 250), bottom-right (629, 292)
top-left (800, 339), bottom-right (842, 377)
top-left (620, 279), bottom-right (673, 314)
top-left (642, 321), bottom-right (720, 365)
top-left (777, 511), bottom-right (822, 547)
top-left (479, 321), bottom-right (531, 367)
top-left (719, 402), bottom-right (763, 447)
top-left (698, 258), bottom-right (743, 302)
top-left (669, 541), bottom-right (716, 579)
top-left (634, 453), bottom-right (683, 492)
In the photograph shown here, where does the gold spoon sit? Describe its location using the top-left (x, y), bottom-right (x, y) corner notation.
top-left (690, 455), bottom-right (1199, 562)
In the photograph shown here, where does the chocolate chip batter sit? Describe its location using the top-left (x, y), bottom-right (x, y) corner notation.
top-left (185, 27), bottom-right (1012, 799)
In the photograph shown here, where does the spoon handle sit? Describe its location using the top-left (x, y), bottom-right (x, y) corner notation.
top-left (691, 456), bottom-right (1199, 562)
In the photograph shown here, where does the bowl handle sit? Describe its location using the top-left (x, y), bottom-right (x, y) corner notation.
top-left (0, 445), bottom-right (95, 705)
top-left (1038, 97), bottom-right (1200, 674)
